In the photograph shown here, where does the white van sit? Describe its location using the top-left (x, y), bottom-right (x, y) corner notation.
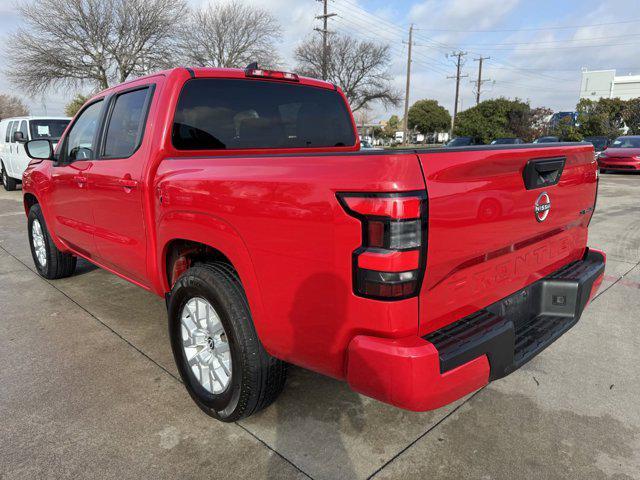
top-left (0, 116), bottom-right (70, 191)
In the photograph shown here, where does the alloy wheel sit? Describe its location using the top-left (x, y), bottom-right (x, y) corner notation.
top-left (180, 297), bottom-right (232, 394)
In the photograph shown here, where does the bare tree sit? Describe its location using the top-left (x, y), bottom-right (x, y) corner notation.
top-left (178, 2), bottom-right (281, 69)
top-left (0, 94), bottom-right (30, 120)
top-left (295, 34), bottom-right (401, 112)
top-left (6, 0), bottom-right (187, 95)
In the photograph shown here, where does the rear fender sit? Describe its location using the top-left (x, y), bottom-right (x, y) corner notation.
top-left (156, 211), bottom-right (268, 349)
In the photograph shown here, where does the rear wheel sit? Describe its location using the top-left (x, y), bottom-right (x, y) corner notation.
top-left (28, 204), bottom-right (77, 279)
top-left (1, 162), bottom-right (17, 191)
top-left (168, 262), bottom-right (286, 422)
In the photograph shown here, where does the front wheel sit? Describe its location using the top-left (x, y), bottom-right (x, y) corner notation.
top-left (1, 162), bottom-right (17, 191)
top-left (28, 204), bottom-right (77, 279)
top-left (168, 262), bottom-right (287, 422)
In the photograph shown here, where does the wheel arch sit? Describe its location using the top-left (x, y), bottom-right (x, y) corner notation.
top-left (23, 192), bottom-right (39, 215)
top-left (157, 213), bottom-right (268, 348)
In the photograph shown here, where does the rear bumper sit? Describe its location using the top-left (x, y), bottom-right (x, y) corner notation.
top-left (346, 248), bottom-right (606, 411)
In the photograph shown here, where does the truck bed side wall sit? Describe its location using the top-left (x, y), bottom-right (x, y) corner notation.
top-left (155, 153), bottom-right (426, 378)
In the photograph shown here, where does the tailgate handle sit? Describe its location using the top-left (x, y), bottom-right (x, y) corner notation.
top-left (523, 157), bottom-right (565, 190)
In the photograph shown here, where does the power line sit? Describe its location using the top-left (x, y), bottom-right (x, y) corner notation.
top-left (413, 18), bottom-right (640, 33)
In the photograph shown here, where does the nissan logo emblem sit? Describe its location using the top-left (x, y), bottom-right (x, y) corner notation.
top-left (535, 192), bottom-right (551, 222)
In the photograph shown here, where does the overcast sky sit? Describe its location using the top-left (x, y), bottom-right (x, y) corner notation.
top-left (1, 0), bottom-right (638, 120)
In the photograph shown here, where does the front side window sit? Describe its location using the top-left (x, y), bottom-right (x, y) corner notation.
top-left (103, 88), bottom-right (149, 158)
top-left (63, 100), bottom-right (103, 162)
top-left (18, 120), bottom-right (28, 140)
top-left (172, 79), bottom-right (356, 150)
top-left (29, 120), bottom-right (70, 140)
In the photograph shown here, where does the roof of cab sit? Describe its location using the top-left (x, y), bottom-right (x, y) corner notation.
top-left (97, 66), bottom-right (337, 96)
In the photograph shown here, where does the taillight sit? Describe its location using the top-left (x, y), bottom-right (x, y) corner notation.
top-left (338, 191), bottom-right (428, 300)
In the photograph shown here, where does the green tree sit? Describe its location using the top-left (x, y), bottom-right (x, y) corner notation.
top-left (550, 116), bottom-right (582, 141)
top-left (407, 99), bottom-right (451, 135)
top-left (622, 98), bottom-right (640, 135)
top-left (576, 99), bottom-right (607, 137)
top-left (64, 94), bottom-right (90, 117)
top-left (453, 98), bottom-right (531, 144)
top-left (382, 114), bottom-right (400, 139)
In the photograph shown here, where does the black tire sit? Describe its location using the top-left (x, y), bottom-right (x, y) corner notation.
top-left (600, 168), bottom-right (608, 174)
top-left (168, 262), bottom-right (286, 422)
top-left (27, 204), bottom-right (77, 279)
top-left (1, 162), bottom-right (17, 191)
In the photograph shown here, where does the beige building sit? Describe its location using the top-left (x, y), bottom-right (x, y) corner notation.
top-left (580, 69), bottom-right (640, 101)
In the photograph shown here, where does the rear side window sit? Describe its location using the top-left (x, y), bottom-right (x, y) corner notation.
top-left (172, 79), bottom-right (356, 150)
top-left (5, 121), bottom-right (13, 142)
top-left (9, 122), bottom-right (19, 143)
top-left (102, 88), bottom-right (150, 158)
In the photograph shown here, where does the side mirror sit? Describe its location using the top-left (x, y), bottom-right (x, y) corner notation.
top-left (603, 145), bottom-right (608, 151)
top-left (13, 131), bottom-right (26, 143)
top-left (25, 139), bottom-right (54, 160)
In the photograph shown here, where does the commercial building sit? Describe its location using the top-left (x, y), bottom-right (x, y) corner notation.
top-left (580, 69), bottom-right (640, 101)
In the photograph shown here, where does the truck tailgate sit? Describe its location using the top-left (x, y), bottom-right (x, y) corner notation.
top-left (417, 144), bottom-right (598, 337)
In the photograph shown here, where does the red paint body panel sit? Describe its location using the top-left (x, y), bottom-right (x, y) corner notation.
top-left (598, 148), bottom-right (640, 171)
top-left (416, 146), bottom-right (597, 336)
top-left (21, 67), bottom-right (604, 411)
top-left (346, 335), bottom-right (489, 411)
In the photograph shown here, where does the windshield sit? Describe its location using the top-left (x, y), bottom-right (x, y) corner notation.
top-left (446, 137), bottom-right (471, 147)
top-left (491, 138), bottom-right (517, 145)
top-left (172, 79), bottom-right (356, 150)
top-left (535, 136), bottom-right (559, 143)
top-left (610, 137), bottom-right (640, 148)
top-left (29, 119), bottom-right (70, 140)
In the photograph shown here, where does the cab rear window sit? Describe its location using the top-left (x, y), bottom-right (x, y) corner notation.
top-left (172, 79), bottom-right (356, 150)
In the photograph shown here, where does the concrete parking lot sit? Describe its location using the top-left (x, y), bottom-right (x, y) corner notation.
top-left (0, 174), bottom-right (639, 480)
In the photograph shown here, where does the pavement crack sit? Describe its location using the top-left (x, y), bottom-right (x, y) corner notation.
top-left (367, 388), bottom-right (485, 480)
top-left (0, 244), bottom-right (315, 480)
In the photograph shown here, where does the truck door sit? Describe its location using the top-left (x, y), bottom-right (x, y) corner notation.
top-left (87, 85), bottom-right (153, 285)
top-left (6, 121), bottom-right (19, 177)
top-left (48, 100), bottom-right (105, 257)
top-left (13, 120), bottom-right (30, 176)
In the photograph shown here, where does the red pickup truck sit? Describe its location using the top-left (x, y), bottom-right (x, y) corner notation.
top-left (21, 67), bottom-right (605, 422)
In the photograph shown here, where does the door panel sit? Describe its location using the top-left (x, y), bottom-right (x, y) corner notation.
top-left (48, 100), bottom-right (105, 255)
top-left (48, 161), bottom-right (96, 256)
top-left (88, 86), bottom-right (152, 284)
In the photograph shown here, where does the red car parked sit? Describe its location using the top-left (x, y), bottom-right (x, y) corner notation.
top-left (598, 135), bottom-right (640, 172)
top-left (21, 67), bottom-right (605, 422)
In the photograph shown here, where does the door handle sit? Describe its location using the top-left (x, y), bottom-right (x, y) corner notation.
top-left (117, 178), bottom-right (138, 189)
top-left (73, 175), bottom-right (87, 187)
top-left (522, 157), bottom-right (566, 190)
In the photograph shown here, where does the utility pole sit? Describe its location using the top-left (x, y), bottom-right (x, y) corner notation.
top-left (402, 24), bottom-right (414, 145)
top-left (315, 0), bottom-right (336, 81)
top-left (472, 56), bottom-right (491, 105)
top-left (447, 51), bottom-right (468, 134)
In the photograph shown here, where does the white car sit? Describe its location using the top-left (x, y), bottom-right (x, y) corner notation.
top-left (0, 116), bottom-right (70, 191)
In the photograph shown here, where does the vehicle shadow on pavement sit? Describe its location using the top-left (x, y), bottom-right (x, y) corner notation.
top-left (263, 272), bottom-right (366, 480)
